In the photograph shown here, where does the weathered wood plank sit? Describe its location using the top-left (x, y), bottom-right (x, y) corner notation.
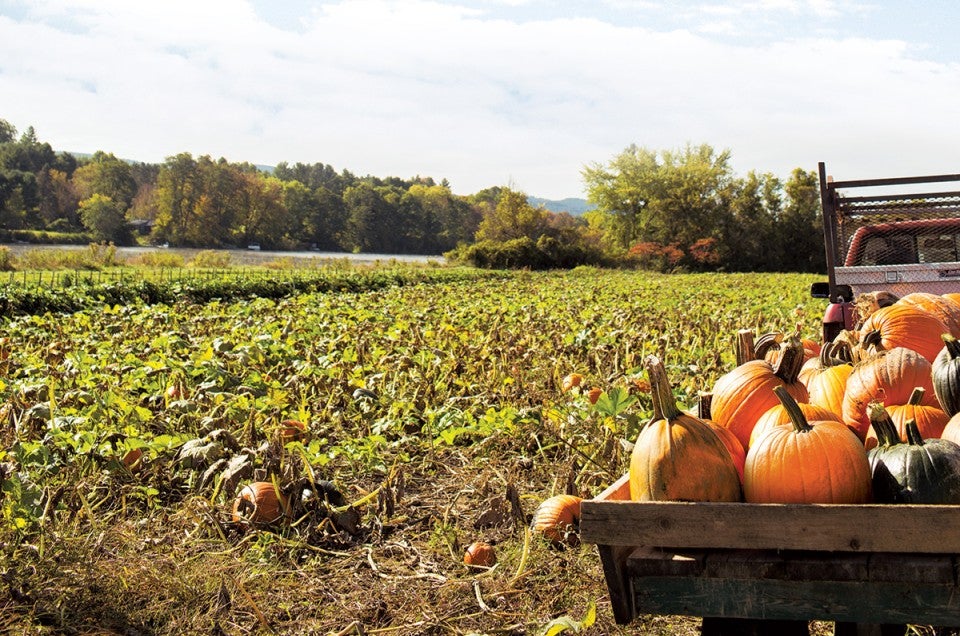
top-left (702, 550), bottom-right (871, 582)
top-left (596, 543), bottom-right (635, 624)
top-left (868, 553), bottom-right (956, 584)
top-left (631, 577), bottom-right (960, 625)
top-left (626, 546), bottom-right (705, 577)
top-left (581, 498), bottom-right (960, 553)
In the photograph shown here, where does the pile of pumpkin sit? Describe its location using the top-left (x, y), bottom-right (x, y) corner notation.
top-left (630, 291), bottom-right (960, 505)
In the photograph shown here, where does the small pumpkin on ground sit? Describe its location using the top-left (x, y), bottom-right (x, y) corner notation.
top-left (279, 419), bottom-right (308, 442)
top-left (531, 494), bottom-right (582, 546)
top-left (463, 541), bottom-right (497, 569)
top-left (743, 386), bottom-right (871, 504)
top-left (561, 373), bottom-right (584, 392)
top-left (232, 481), bottom-right (290, 525)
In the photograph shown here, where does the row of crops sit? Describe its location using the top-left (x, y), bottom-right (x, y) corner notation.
top-left (0, 266), bottom-right (498, 317)
top-left (0, 268), bottom-right (825, 634)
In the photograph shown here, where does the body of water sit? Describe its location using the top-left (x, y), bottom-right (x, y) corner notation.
top-left (1, 243), bottom-right (446, 266)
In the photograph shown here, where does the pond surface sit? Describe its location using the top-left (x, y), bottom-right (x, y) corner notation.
top-left (1, 243), bottom-right (446, 266)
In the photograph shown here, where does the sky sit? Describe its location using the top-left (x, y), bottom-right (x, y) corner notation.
top-left (1, 0), bottom-right (959, 201)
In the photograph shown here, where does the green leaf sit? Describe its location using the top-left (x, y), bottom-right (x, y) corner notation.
top-left (538, 602), bottom-right (596, 636)
top-left (593, 387), bottom-right (637, 418)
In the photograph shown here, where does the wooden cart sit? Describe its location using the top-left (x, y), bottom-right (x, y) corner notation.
top-left (581, 474), bottom-right (960, 635)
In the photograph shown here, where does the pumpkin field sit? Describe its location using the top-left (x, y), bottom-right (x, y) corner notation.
top-left (1, 267), bottom-right (897, 634)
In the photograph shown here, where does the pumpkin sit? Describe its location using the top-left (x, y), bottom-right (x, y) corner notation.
top-left (942, 411), bottom-right (960, 446)
top-left (749, 400), bottom-right (839, 449)
top-left (561, 373), bottom-right (583, 392)
top-left (122, 447), bottom-right (143, 471)
top-left (629, 356), bottom-right (741, 502)
top-left (841, 347), bottom-right (937, 440)
top-left (691, 392), bottom-right (745, 482)
top-left (743, 386), bottom-right (872, 504)
top-left (232, 481), bottom-right (290, 525)
top-left (854, 291), bottom-right (900, 324)
top-left (933, 334), bottom-right (960, 416)
top-left (463, 541), bottom-right (497, 569)
top-left (764, 325), bottom-right (820, 365)
top-left (802, 344), bottom-right (853, 420)
top-left (867, 403), bottom-right (960, 504)
top-left (279, 419), bottom-right (308, 442)
top-left (858, 302), bottom-right (947, 363)
top-left (710, 336), bottom-right (809, 450)
top-left (531, 494), bottom-right (582, 545)
top-left (898, 293), bottom-right (960, 338)
top-left (864, 387), bottom-right (948, 450)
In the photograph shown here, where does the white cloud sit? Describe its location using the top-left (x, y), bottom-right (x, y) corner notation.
top-left (1, 0), bottom-right (959, 198)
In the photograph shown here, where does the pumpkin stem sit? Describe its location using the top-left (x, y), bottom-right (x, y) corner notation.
top-left (773, 385), bottom-right (812, 434)
top-left (772, 336), bottom-right (805, 384)
top-left (735, 329), bottom-right (756, 366)
top-left (867, 401), bottom-right (899, 447)
top-left (831, 330), bottom-right (865, 364)
top-left (755, 331), bottom-right (784, 360)
top-left (906, 419), bottom-right (926, 446)
top-left (697, 391), bottom-right (713, 420)
top-left (821, 340), bottom-right (855, 367)
top-left (861, 329), bottom-right (884, 352)
top-left (645, 355), bottom-right (681, 422)
top-left (907, 387), bottom-right (925, 406)
top-left (943, 334), bottom-right (960, 361)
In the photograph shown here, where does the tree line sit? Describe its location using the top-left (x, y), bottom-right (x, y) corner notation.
top-left (0, 118), bottom-right (826, 272)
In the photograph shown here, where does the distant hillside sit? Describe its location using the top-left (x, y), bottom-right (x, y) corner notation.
top-left (528, 196), bottom-right (595, 216)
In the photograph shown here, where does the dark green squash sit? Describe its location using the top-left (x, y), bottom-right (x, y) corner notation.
top-left (933, 334), bottom-right (960, 415)
top-left (867, 402), bottom-right (960, 504)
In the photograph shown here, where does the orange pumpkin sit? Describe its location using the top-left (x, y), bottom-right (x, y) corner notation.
top-left (864, 387), bottom-right (949, 450)
top-left (898, 293), bottom-right (960, 338)
top-left (121, 447), bottom-right (143, 471)
top-left (279, 419), bottom-right (308, 442)
top-left (800, 344), bottom-right (853, 419)
top-left (807, 366), bottom-right (853, 420)
top-left (630, 356), bottom-right (741, 502)
top-left (691, 392), bottom-right (745, 482)
top-left (232, 481), bottom-right (289, 525)
top-left (561, 373), bottom-right (584, 392)
top-left (858, 302), bottom-right (948, 362)
top-left (744, 386), bottom-right (872, 504)
top-left (531, 494), bottom-right (582, 545)
top-left (842, 347), bottom-right (937, 440)
top-left (710, 336), bottom-right (809, 450)
top-left (463, 541), bottom-right (497, 569)
top-left (940, 411), bottom-right (960, 446)
top-left (750, 400), bottom-right (839, 449)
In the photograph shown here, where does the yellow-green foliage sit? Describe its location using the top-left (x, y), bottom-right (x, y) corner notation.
top-left (189, 250), bottom-right (232, 268)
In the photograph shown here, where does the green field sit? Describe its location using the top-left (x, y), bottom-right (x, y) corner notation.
top-left (0, 268), bottom-right (828, 634)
